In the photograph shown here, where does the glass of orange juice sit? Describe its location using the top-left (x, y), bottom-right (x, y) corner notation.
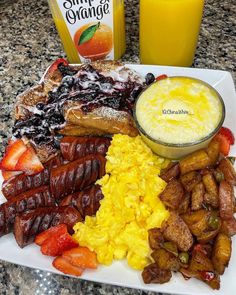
top-left (140, 0), bottom-right (205, 66)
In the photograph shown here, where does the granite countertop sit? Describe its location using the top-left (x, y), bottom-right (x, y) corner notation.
top-left (0, 0), bottom-right (235, 294)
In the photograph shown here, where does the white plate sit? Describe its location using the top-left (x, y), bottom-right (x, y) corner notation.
top-left (0, 64), bottom-right (236, 295)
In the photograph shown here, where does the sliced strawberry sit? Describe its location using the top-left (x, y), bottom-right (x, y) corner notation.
top-left (53, 256), bottom-right (84, 277)
top-left (156, 74), bottom-right (168, 81)
top-left (15, 146), bottom-right (44, 175)
top-left (35, 224), bottom-right (68, 246)
top-left (213, 134), bottom-right (230, 156)
top-left (0, 139), bottom-right (27, 171)
top-left (47, 58), bottom-right (68, 75)
top-left (217, 127), bottom-right (235, 145)
top-left (1, 170), bottom-right (22, 180)
top-left (41, 232), bottom-right (78, 256)
top-left (62, 247), bottom-right (98, 269)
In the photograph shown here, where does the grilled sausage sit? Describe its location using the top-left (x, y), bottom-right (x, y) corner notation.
top-left (219, 181), bottom-right (234, 220)
top-left (50, 154), bottom-right (106, 200)
top-left (60, 136), bottom-right (111, 161)
top-left (60, 184), bottom-right (103, 218)
top-left (2, 154), bottom-right (64, 199)
top-left (14, 206), bottom-right (82, 248)
top-left (0, 186), bottom-right (54, 237)
top-left (162, 212), bottom-right (193, 252)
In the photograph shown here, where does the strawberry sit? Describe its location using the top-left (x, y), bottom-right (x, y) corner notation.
top-left (213, 134), bottom-right (230, 156)
top-left (35, 224), bottom-right (68, 246)
top-left (62, 247), bottom-right (98, 269)
top-left (0, 139), bottom-right (27, 171)
top-left (156, 74), bottom-right (168, 81)
top-left (41, 232), bottom-right (78, 256)
top-left (53, 256), bottom-right (84, 277)
top-left (217, 127), bottom-right (235, 145)
top-left (15, 146), bottom-right (44, 175)
top-left (1, 170), bottom-right (22, 180)
top-left (48, 58), bottom-right (68, 74)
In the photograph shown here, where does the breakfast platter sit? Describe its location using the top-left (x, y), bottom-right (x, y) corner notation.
top-left (0, 61), bottom-right (236, 295)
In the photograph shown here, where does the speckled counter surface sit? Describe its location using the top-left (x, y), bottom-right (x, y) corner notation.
top-left (0, 0), bottom-right (235, 294)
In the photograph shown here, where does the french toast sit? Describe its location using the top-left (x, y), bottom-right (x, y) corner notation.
top-left (12, 59), bottom-right (147, 162)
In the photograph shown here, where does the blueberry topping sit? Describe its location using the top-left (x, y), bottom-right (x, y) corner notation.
top-left (145, 73), bottom-right (155, 85)
top-left (36, 102), bottom-right (45, 110)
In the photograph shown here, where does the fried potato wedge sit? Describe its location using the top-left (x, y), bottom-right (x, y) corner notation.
top-left (212, 233), bottom-right (232, 275)
top-left (160, 179), bottom-right (184, 210)
top-left (151, 248), bottom-right (180, 271)
top-left (179, 150), bottom-right (211, 175)
top-left (180, 171), bottom-right (201, 192)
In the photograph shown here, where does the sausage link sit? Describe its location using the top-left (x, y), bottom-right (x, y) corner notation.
top-left (60, 136), bottom-right (111, 161)
top-left (2, 154), bottom-right (64, 199)
top-left (60, 184), bottom-right (103, 218)
top-left (50, 154), bottom-right (106, 200)
top-left (0, 185), bottom-right (54, 237)
top-left (14, 206), bottom-right (82, 248)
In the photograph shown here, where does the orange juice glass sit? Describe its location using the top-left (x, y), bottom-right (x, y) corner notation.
top-left (48, 0), bottom-right (126, 63)
top-left (140, 0), bottom-right (205, 66)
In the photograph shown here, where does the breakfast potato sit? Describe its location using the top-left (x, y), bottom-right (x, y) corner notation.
top-left (206, 139), bottom-right (220, 165)
top-left (151, 248), bottom-right (180, 271)
top-left (142, 263), bottom-right (172, 284)
top-left (218, 158), bottom-right (236, 186)
top-left (160, 162), bottom-right (180, 183)
top-left (191, 182), bottom-right (205, 211)
top-left (180, 171), bottom-right (201, 192)
top-left (220, 218), bottom-right (236, 236)
top-left (190, 250), bottom-right (214, 272)
top-left (202, 173), bottom-right (219, 208)
top-left (162, 212), bottom-right (193, 252)
top-left (160, 179), bottom-right (184, 210)
top-left (178, 193), bottom-right (191, 215)
top-left (179, 150), bottom-right (211, 175)
top-left (212, 233), bottom-right (232, 275)
top-left (148, 228), bottom-right (164, 250)
top-left (219, 181), bottom-right (234, 220)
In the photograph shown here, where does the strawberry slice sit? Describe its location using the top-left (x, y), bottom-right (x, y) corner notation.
top-left (62, 247), bottom-right (98, 269)
top-left (15, 146), bottom-right (44, 175)
top-left (47, 58), bottom-right (68, 74)
top-left (0, 139), bottom-right (27, 171)
top-left (53, 256), bottom-right (84, 277)
top-left (35, 224), bottom-right (68, 246)
top-left (217, 127), bottom-right (235, 145)
top-left (1, 170), bottom-right (22, 180)
top-left (156, 74), bottom-right (168, 81)
top-left (41, 232), bottom-right (78, 256)
top-left (213, 133), bottom-right (230, 156)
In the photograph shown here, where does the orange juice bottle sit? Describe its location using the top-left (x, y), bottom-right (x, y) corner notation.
top-left (140, 0), bottom-right (205, 66)
top-left (48, 0), bottom-right (126, 63)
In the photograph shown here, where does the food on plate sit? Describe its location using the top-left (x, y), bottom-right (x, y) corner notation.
top-left (60, 184), bottom-right (103, 219)
top-left (0, 59), bottom-right (235, 290)
top-left (12, 59), bottom-right (150, 162)
top-left (73, 134), bottom-right (169, 270)
top-left (14, 206), bottom-right (82, 248)
top-left (60, 136), bottom-right (111, 161)
top-left (142, 137), bottom-right (236, 290)
top-left (50, 154), bottom-right (106, 200)
top-left (0, 186), bottom-right (54, 237)
top-left (134, 77), bottom-right (225, 158)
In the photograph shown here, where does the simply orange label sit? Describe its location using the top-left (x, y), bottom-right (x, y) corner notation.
top-left (56, 0), bottom-right (114, 61)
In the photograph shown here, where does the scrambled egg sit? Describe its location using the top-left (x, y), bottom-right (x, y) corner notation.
top-left (73, 134), bottom-right (169, 270)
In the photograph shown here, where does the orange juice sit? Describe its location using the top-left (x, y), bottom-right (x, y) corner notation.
top-left (140, 0), bottom-right (204, 66)
top-left (48, 0), bottom-right (126, 63)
